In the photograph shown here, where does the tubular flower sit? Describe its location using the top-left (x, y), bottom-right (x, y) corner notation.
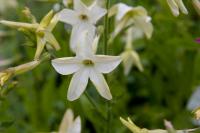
top-left (58, 0), bottom-right (107, 53)
top-left (58, 109), bottom-right (81, 133)
top-left (0, 10), bottom-right (60, 60)
top-left (52, 34), bottom-right (121, 101)
top-left (121, 50), bottom-right (143, 75)
top-left (121, 28), bottom-right (144, 75)
top-left (167, 0), bottom-right (188, 16)
top-left (109, 3), bottom-right (153, 40)
top-left (0, 60), bottom-right (40, 86)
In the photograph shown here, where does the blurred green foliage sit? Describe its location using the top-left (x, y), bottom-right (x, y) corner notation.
top-left (0, 0), bottom-right (200, 133)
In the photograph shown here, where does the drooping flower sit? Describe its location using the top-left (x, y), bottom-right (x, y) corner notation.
top-left (58, 109), bottom-right (81, 133)
top-left (109, 3), bottom-right (153, 40)
top-left (52, 34), bottom-right (121, 101)
top-left (120, 27), bottom-right (144, 75)
top-left (0, 10), bottom-right (60, 60)
top-left (166, 0), bottom-right (188, 16)
top-left (58, 0), bottom-right (107, 52)
top-left (0, 60), bottom-right (40, 86)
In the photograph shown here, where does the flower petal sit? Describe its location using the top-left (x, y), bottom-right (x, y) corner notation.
top-left (94, 55), bottom-right (121, 74)
top-left (44, 31), bottom-right (60, 50)
top-left (34, 36), bottom-right (46, 60)
top-left (89, 69), bottom-right (112, 100)
top-left (67, 116), bottom-right (81, 133)
top-left (74, 0), bottom-right (88, 12)
top-left (134, 16), bottom-right (153, 39)
top-left (39, 10), bottom-right (54, 28)
top-left (58, 109), bottom-right (74, 133)
top-left (70, 23), bottom-right (96, 54)
top-left (51, 57), bottom-right (81, 75)
top-left (67, 68), bottom-right (89, 101)
top-left (58, 9), bottom-right (78, 25)
top-left (89, 2), bottom-right (107, 24)
top-left (167, 0), bottom-right (179, 16)
top-left (175, 0), bottom-right (188, 14)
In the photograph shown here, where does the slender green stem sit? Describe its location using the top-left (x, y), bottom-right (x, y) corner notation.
top-left (85, 91), bottom-right (106, 120)
top-left (104, 0), bottom-right (112, 133)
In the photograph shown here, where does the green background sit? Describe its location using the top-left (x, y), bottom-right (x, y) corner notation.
top-left (0, 0), bottom-right (199, 132)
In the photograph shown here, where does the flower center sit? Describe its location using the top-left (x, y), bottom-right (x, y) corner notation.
top-left (37, 30), bottom-right (45, 38)
top-left (79, 14), bottom-right (88, 21)
top-left (82, 60), bottom-right (94, 66)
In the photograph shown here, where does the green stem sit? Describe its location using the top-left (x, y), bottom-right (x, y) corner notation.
top-left (85, 91), bottom-right (106, 121)
top-left (104, 0), bottom-right (111, 133)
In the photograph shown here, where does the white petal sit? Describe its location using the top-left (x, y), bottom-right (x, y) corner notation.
top-left (58, 9), bottom-right (78, 25)
top-left (70, 23), bottom-right (96, 54)
top-left (67, 116), bottom-right (81, 133)
top-left (121, 52), bottom-right (134, 75)
top-left (67, 68), bottom-right (89, 101)
top-left (175, 0), bottom-right (188, 14)
top-left (89, 69), bottom-right (112, 100)
top-left (51, 57), bottom-right (81, 75)
top-left (59, 109), bottom-right (74, 133)
top-left (89, 3), bottom-right (107, 24)
top-left (116, 3), bottom-right (132, 21)
top-left (167, 0), bottom-right (180, 16)
top-left (94, 55), bottom-right (121, 74)
top-left (134, 16), bottom-right (153, 39)
top-left (74, 0), bottom-right (88, 12)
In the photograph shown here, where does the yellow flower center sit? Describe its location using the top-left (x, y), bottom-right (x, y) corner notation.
top-left (37, 30), bottom-right (45, 38)
top-left (79, 14), bottom-right (88, 21)
top-left (82, 60), bottom-right (94, 66)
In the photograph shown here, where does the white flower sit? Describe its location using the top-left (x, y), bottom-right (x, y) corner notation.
top-left (109, 3), bottom-right (153, 40)
top-left (167, 0), bottom-right (188, 16)
top-left (121, 50), bottom-right (143, 75)
top-left (58, 109), bottom-right (81, 133)
top-left (51, 35), bottom-right (121, 101)
top-left (58, 0), bottom-right (107, 53)
top-left (120, 28), bottom-right (144, 75)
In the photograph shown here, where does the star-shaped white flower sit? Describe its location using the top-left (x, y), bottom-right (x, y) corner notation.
top-left (51, 35), bottom-right (121, 101)
top-left (109, 3), bottom-right (153, 40)
top-left (58, 0), bottom-right (107, 53)
top-left (167, 0), bottom-right (188, 16)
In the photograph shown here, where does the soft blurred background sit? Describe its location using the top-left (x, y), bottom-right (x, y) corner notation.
top-left (0, 0), bottom-right (200, 133)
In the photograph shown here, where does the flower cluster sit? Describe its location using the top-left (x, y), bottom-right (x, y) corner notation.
top-left (52, 0), bottom-right (121, 101)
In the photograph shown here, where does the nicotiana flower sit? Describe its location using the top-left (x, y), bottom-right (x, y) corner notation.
top-left (109, 3), bottom-right (153, 40)
top-left (58, 109), bottom-right (81, 133)
top-left (121, 28), bottom-right (144, 75)
top-left (167, 0), bottom-right (188, 16)
top-left (0, 60), bottom-right (40, 86)
top-left (52, 34), bottom-right (121, 101)
top-left (0, 10), bottom-right (60, 60)
top-left (58, 0), bottom-right (107, 52)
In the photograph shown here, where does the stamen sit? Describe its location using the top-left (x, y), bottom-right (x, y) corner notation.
top-left (82, 60), bottom-right (94, 66)
top-left (79, 14), bottom-right (88, 21)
